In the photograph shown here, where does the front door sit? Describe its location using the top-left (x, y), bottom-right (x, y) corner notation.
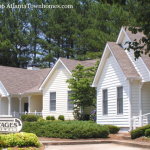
top-left (24, 103), bottom-right (28, 112)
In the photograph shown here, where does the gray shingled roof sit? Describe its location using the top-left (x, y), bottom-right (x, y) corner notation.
top-left (108, 42), bottom-right (140, 79)
top-left (0, 58), bottom-right (98, 95)
top-left (60, 58), bottom-right (98, 71)
top-left (124, 27), bottom-right (150, 71)
top-left (0, 66), bottom-right (51, 95)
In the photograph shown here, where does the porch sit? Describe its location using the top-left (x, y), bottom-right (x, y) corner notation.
top-left (0, 94), bottom-right (43, 118)
top-left (132, 82), bottom-right (150, 129)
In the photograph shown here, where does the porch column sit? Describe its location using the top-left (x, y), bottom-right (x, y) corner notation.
top-left (28, 96), bottom-right (31, 113)
top-left (19, 97), bottom-right (22, 114)
top-left (8, 96), bottom-right (11, 116)
top-left (139, 83), bottom-right (143, 127)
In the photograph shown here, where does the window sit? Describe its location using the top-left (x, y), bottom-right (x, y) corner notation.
top-left (117, 86), bottom-right (123, 114)
top-left (68, 91), bottom-right (74, 110)
top-left (50, 92), bottom-right (56, 111)
top-left (103, 89), bottom-right (108, 115)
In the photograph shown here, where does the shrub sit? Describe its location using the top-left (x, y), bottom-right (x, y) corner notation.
top-left (21, 114), bottom-right (28, 121)
top-left (58, 115), bottom-right (65, 121)
top-left (80, 114), bottom-right (90, 121)
top-left (21, 114), bottom-right (40, 122)
top-left (46, 116), bottom-right (55, 121)
top-left (50, 116), bottom-right (55, 120)
top-left (90, 110), bottom-right (96, 122)
top-left (105, 125), bottom-right (120, 134)
top-left (37, 117), bottom-right (45, 122)
top-left (25, 115), bottom-right (39, 122)
top-left (131, 124), bottom-right (150, 139)
top-left (145, 129), bottom-right (150, 137)
top-left (0, 133), bottom-right (40, 148)
top-left (46, 116), bottom-right (51, 120)
top-left (22, 121), bottom-right (109, 139)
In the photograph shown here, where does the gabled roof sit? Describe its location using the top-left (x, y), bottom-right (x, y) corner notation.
top-left (117, 27), bottom-right (150, 71)
top-left (0, 58), bottom-right (98, 95)
top-left (107, 42), bottom-right (140, 78)
top-left (39, 58), bottom-right (98, 90)
top-left (60, 57), bottom-right (98, 71)
top-left (92, 42), bottom-right (140, 87)
top-left (0, 66), bottom-right (51, 95)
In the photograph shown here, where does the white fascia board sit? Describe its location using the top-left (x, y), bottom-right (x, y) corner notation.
top-left (116, 27), bottom-right (124, 44)
top-left (116, 27), bottom-right (131, 44)
top-left (92, 44), bottom-right (109, 87)
top-left (0, 81), bottom-right (9, 96)
top-left (39, 58), bottom-right (72, 90)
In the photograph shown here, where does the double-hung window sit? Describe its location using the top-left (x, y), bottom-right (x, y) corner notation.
top-left (68, 91), bottom-right (74, 111)
top-left (50, 92), bottom-right (56, 111)
top-left (103, 89), bottom-right (108, 115)
top-left (117, 86), bottom-right (123, 114)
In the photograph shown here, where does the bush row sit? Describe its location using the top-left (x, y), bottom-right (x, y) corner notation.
top-left (0, 133), bottom-right (40, 148)
top-left (21, 114), bottom-right (65, 122)
top-left (131, 124), bottom-right (150, 139)
top-left (22, 121), bottom-right (109, 139)
top-left (21, 114), bottom-right (40, 122)
top-left (46, 115), bottom-right (65, 121)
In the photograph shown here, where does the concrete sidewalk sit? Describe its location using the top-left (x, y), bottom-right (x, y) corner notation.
top-left (44, 144), bottom-right (150, 150)
top-left (41, 139), bottom-right (150, 149)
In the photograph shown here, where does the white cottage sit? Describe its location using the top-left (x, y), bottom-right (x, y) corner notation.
top-left (92, 27), bottom-right (150, 131)
top-left (0, 58), bottom-right (97, 120)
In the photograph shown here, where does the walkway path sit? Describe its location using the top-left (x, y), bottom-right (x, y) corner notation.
top-left (45, 144), bottom-right (150, 150)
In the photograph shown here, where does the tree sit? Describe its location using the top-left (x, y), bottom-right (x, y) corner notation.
top-left (126, 0), bottom-right (150, 59)
top-left (67, 61), bottom-right (99, 120)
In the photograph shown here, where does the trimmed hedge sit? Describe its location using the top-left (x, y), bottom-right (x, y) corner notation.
top-left (22, 121), bottom-right (109, 139)
top-left (58, 115), bottom-right (65, 121)
top-left (131, 124), bottom-right (150, 139)
top-left (46, 116), bottom-right (55, 121)
top-left (0, 133), bottom-right (40, 148)
top-left (145, 129), bottom-right (150, 137)
top-left (105, 125), bottom-right (120, 134)
top-left (21, 114), bottom-right (40, 122)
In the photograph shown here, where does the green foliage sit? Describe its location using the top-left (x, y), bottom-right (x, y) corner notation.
top-left (0, 0), bottom-right (134, 67)
top-left (21, 114), bottom-right (40, 122)
top-left (21, 114), bottom-right (28, 121)
top-left (58, 115), bottom-right (65, 121)
top-left (131, 124), bottom-right (150, 139)
top-left (105, 125), bottom-right (120, 134)
top-left (145, 129), bottom-right (150, 137)
top-left (46, 116), bottom-right (51, 120)
top-left (67, 63), bottom-right (98, 120)
top-left (22, 121), bottom-right (109, 139)
top-left (0, 133), bottom-right (40, 148)
top-left (46, 116), bottom-right (55, 121)
top-left (126, 0), bottom-right (150, 59)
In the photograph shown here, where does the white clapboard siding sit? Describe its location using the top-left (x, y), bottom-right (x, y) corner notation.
top-left (97, 54), bottom-right (130, 127)
top-left (42, 63), bottom-right (74, 120)
top-left (142, 83), bottom-right (150, 114)
top-left (130, 80), bottom-right (140, 117)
